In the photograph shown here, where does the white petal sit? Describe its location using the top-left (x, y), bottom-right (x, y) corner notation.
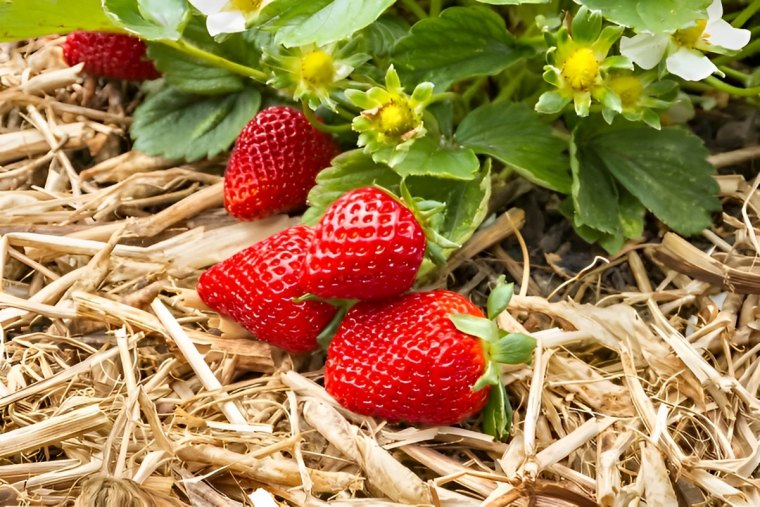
top-left (666, 47), bottom-right (717, 81)
top-left (189, 0), bottom-right (227, 15)
top-left (706, 0), bottom-right (722, 20)
top-left (620, 33), bottom-right (670, 70)
top-left (704, 19), bottom-right (751, 51)
top-left (206, 11), bottom-right (246, 36)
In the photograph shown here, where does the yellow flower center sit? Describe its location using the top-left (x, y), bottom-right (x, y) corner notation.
top-left (378, 101), bottom-right (415, 137)
top-left (300, 50), bottom-right (335, 86)
top-left (608, 75), bottom-right (643, 108)
top-left (230, 0), bottom-right (263, 13)
top-left (562, 47), bottom-right (600, 91)
top-left (673, 19), bottom-right (707, 48)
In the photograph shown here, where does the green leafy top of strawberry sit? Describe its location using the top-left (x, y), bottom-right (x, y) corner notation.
top-left (449, 277), bottom-right (536, 440)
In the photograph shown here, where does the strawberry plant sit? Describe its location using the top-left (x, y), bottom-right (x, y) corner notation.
top-left (4, 0), bottom-right (756, 440)
top-left (4, 0), bottom-right (754, 254)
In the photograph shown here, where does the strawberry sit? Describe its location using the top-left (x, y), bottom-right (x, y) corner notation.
top-left (324, 290), bottom-right (490, 425)
top-left (196, 226), bottom-right (337, 353)
top-left (224, 106), bottom-right (339, 220)
top-left (300, 186), bottom-right (426, 300)
top-left (63, 32), bottom-right (160, 81)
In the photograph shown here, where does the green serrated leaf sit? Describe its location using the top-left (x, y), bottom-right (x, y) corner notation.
top-left (457, 102), bottom-right (571, 193)
top-left (450, 314), bottom-right (500, 342)
top-left (576, 0), bottom-right (711, 33)
top-left (569, 127), bottom-right (620, 233)
top-left (147, 43), bottom-right (244, 94)
top-left (104, 0), bottom-right (190, 40)
top-left (478, 0), bottom-right (548, 4)
top-left (392, 137), bottom-right (480, 180)
top-left (302, 151), bottom-right (402, 225)
top-left (392, 6), bottom-right (530, 91)
top-left (130, 85), bottom-right (260, 161)
top-left (482, 381), bottom-right (511, 440)
top-left (574, 117), bottom-right (720, 236)
top-left (0, 0), bottom-right (120, 42)
top-left (356, 15), bottom-right (410, 60)
top-left (257, 0), bottom-right (394, 48)
top-left (491, 333), bottom-right (536, 364)
top-left (487, 279), bottom-right (514, 321)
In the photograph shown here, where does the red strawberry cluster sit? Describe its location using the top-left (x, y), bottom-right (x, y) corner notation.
top-left (63, 32), bottom-right (160, 81)
top-left (198, 106), bottom-right (533, 430)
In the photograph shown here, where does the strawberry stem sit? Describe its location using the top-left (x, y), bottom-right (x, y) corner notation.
top-left (159, 38), bottom-right (269, 83)
top-left (300, 102), bottom-right (354, 134)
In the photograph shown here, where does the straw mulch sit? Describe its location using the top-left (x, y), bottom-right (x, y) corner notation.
top-left (1, 37), bottom-right (759, 507)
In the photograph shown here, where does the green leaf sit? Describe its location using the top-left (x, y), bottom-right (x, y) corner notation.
top-left (392, 137), bottom-right (480, 181)
top-left (478, 0), bottom-right (548, 4)
top-left (574, 117), bottom-right (720, 236)
top-left (392, 7), bottom-right (530, 91)
top-left (569, 130), bottom-right (619, 233)
top-left (130, 85), bottom-right (261, 162)
top-left (450, 314), bottom-right (500, 342)
top-left (407, 166), bottom-right (491, 248)
top-left (482, 381), bottom-right (511, 441)
top-left (104, 0), bottom-right (190, 40)
top-left (146, 16), bottom-right (264, 95)
top-left (257, 0), bottom-right (395, 48)
top-left (456, 102), bottom-right (571, 193)
top-left (147, 43), bottom-right (244, 94)
top-left (357, 15), bottom-right (410, 59)
top-left (0, 0), bottom-right (120, 42)
top-left (487, 279), bottom-right (514, 321)
top-left (576, 0), bottom-right (711, 33)
top-left (302, 151), bottom-right (402, 225)
top-left (490, 333), bottom-right (536, 364)
top-left (619, 189), bottom-right (646, 239)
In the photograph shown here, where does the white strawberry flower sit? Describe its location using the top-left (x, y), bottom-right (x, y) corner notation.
top-left (189, 0), bottom-right (270, 36)
top-left (620, 0), bottom-right (750, 81)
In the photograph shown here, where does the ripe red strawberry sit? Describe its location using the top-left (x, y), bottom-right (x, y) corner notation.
top-left (324, 290), bottom-right (490, 425)
top-left (300, 186), bottom-right (426, 300)
top-left (224, 106), bottom-right (339, 220)
top-left (196, 226), bottom-right (336, 353)
top-left (63, 31), bottom-right (160, 81)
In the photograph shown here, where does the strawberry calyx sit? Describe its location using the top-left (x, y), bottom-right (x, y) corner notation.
top-left (398, 181), bottom-right (461, 265)
top-left (449, 276), bottom-right (536, 440)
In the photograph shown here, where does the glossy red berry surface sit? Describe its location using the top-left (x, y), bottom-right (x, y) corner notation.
top-left (325, 290), bottom-right (490, 425)
top-left (196, 226), bottom-right (336, 353)
top-left (63, 31), bottom-right (160, 81)
top-left (224, 106), bottom-right (339, 220)
top-left (301, 187), bottom-right (426, 300)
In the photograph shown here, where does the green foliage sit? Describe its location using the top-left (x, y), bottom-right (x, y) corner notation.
top-left (148, 44), bottom-right (245, 94)
top-left (146, 17), bottom-right (262, 94)
top-left (570, 117), bottom-right (720, 250)
top-left (0, 0), bottom-right (119, 42)
top-left (257, 0), bottom-right (395, 48)
top-left (479, 0), bottom-right (549, 4)
top-left (576, 0), bottom-right (712, 33)
top-left (130, 85), bottom-right (261, 161)
top-left (392, 137), bottom-right (480, 180)
top-left (456, 102), bottom-right (571, 193)
top-left (104, 0), bottom-right (190, 40)
top-left (392, 7), bottom-right (531, 91)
